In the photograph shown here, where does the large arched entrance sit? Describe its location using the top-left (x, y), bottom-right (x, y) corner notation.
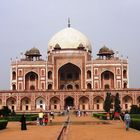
top-left (101, 70), bottom-right (114, 89)
top-left (58, 63), bottom-right (81, 90)
top-left (65, 96), bottom-right (74, 108)
top-left (25, 71), bottom-right (38, 90)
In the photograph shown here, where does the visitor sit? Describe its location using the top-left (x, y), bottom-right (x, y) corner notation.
top-left (36, 117), bottom-right (39, 125)
top-left (114, 111), bottom-right (120, 120)
top-left (20, 114), bottom-right (27, 130)
top-left (49, 116), bottom-right (53, 123)
top-left (38, 110), bottom-right (44, 125)
top-left (124, 111), bottom-right (131, 131)
top-left (77, 110), bottom-right (81, 117)
top-left (50, 111), bottom-right (54, 119)
top-left (43, 113), bottom-right (48, 125)
top-left (83, 111), bottom-right (87, 116)
top-left (106, 112), bottom-right (110, 120)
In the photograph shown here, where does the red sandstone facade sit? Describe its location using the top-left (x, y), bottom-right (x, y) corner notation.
top-left (0, 26), bottom-right (140, 112)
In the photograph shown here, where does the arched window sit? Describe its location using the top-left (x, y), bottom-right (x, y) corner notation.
top-left (30, 85), bottom-right (35, 90)
top-left (48, 71), bottom-right (52, 79)
top-left (123, 70), bottom-right (127, 78)
top-left (40, 100), bottom-right (43, 104)
top-left (12, 71), bottom-right (16, 80)
top-left (75, 84), bottom-right (79, 89)
top-left (87, 83), bottom-right (92, 89)
top-left (67, 84), bottom-right (73, 90)
top-left (97, 104), bottom-right (100, 110)
top-left (124, 82), bottom-right (127, 88)
top-left (87, 70), bottom-right (91, 79)
top-left (48, 84), bottom-right (52, 90)
top-left (12, 84), bottom-right (16, 90)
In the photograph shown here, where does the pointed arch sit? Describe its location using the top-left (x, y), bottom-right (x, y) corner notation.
top-left (87, 83), bottom-right (92, 89)
top-left (101, 70), bottom-right (114, 89)
top-left (12, 71), bottom-right (16, 80)
top-left (50, 96), bottom-right (60, 110)
top-left (25, 71), bottom-right (38, 90)
top-left (20, 97), bottom-right (31, 111)
top-left (35, 97), bottom-right (46, 110)
top-left (79, 96), bottom-right (89, 110)
top-left (93, 96), bottom-right (104, 110)
top-left (6, 97), bottom-right (16, 111)
top-left (87, 70), bottom-right (91, 79)
top-left (64, 96), bottom-right (74, 108)
top-left (122, 95), bottom-right (132, 110)
top-left (58, 63), bottom-right (81, 90)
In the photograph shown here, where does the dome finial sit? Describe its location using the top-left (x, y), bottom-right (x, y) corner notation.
top-left (68, 17), bottom-right (71, 28)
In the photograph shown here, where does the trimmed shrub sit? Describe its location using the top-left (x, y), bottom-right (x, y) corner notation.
top-left (0, 120), bottom-right (8, 130)
top-left (130, 119), bottom-right (140, 130)
top-left (93, 113), bottom-right (107, 120)
top-left (130, 114), bottom-right (140, 119)
top-left (130, 105), bottom-right (140, 114)
top-left (1, 114), bottom-right (38, 122)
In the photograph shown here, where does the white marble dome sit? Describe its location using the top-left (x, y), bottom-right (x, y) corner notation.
top-left (48, 27), bottom-right (92, 52)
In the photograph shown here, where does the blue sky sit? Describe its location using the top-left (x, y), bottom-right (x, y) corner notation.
top-left (0, 0), bottom-right (140, 89)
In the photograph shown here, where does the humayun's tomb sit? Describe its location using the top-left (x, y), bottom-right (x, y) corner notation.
top-left (0, 23), bottom-right (140, 112)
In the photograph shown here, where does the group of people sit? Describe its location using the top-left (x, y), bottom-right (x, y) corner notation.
top-left (19, 111), bottom-right (55, 130)
top-left (19, 110), bottom-right (131, 131)
top-left (106, 111), bottom-right (131, 131)
top-left (76, 110), bottom-right (88, 117)
top-left (37, 111), bottom-right (55, 126)
top-left (37, 111), bottom-right (49, 126)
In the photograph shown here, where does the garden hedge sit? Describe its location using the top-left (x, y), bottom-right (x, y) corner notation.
top-left (130, 118), bottom-right (140, 130)
top-left (93, 113), bottom-right (107, 120)
top-left (1, 114), bottom-right (37, 122)
top-left (0, 120), bottom-right (8, 130)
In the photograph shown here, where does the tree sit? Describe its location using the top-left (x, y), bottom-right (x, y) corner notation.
top-left (114, 93), bottom-right (121, 113)
top-left (0, 106), bottom-right (11, 117)
top-left (130, 105), bottom-right (140, 114)
top-left (103, 92), bottom-right (112, 112)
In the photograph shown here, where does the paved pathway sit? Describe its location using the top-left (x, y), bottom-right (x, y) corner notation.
top-left (0, 116), bottom-right (67, 140)
top-left (0, 114), bottom-right (140, 140)
top-left (68, 115), bottom-right (140, 140)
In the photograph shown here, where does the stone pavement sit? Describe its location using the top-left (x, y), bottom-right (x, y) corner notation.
top-left (0, 116), bottom-right (67, 140)
top-left (67, 115), bottom-right (140, 140)
top-left (0, 114), bottom-right (140, 140)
